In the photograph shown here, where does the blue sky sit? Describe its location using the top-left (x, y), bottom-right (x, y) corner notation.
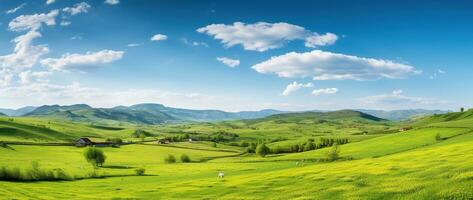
top-left (0, 0), bottom-right (472, 111)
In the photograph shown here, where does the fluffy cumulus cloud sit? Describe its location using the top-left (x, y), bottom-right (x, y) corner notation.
top-left (359, 90), bottom-right (446, 109)
top-left (46, 0), bottom-right (56, 5)
top-left (105, 0), bottom-right (120, 5)
top-left (63, 2), bottom-right (91, 15)
top-left (1, 10), bottom-right (59, 69)
top-left (6, 3), bottom-right (27, 14)
top-left (151, 34), bottom-right (168, 41)
top-left (41, 50), bottom-right (124, 71)
top-left (216, 57), bottom-right (240, 67)
top-left (197, 22), bottom-right (337, 52)
top-left (252, 50), bottom-right (420, 81)
top-left (0, 31), bottom-right (50, 69)
top-left (282, 81), bottom-right (313, 96)
top-left (312, 88), bottom-right (338, 96)
top-left (305, 33), bottom-right (338, 48)
top-left (8, 10), bottom-right (59, 32)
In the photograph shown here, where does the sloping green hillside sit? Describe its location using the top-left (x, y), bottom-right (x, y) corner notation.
top-left (413, 109), bottom-right (473, 127)
top-left (1, 109), bottom-right (473, 199)
top-left (0, 116), bottom-right (136, 142)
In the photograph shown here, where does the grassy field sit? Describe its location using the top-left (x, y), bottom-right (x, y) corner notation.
top-left (1, 110), bottom-right (473, 199)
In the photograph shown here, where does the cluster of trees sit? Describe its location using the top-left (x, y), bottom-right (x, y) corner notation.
top-left (132, 129), bottom-right (154, 140)
top-left (286, 138), bottom-right (349, 153)
top-left (105, 138), bottom-right (123, 144)
top-left (161, 134), bottom-right (193, 143)
top-left (164, 154), bottom-right (191, 163)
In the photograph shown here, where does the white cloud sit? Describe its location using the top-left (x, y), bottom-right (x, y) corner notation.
top-left (127, 43), bottom-right (142, 47)
top-left (8, 10), bottom-right (59, 32)
top-left (281, 81), bottom-right (313, 96)
top-left (18, 70), bottom-right (51, 84)
top-left (217, 57), bottom-right (240, 67)
top-left (359, 90), bottom-right (446, 109)
top-left (0, 70), bottom-right (14, 87)
top-left (60, 21), bottom-right (71, 26)
top-left (197, 22), bottom-right (337, 52)
top-left (0, 30), bottom-right (50, 69)
top-left (429, 69), bottom-right (447, 80)
top-left (6, 3), bottom-right (27, 14)
top-left (46, 0), bottom-right (56, 5)
top-left (41, 50), bottom-right (124, 71)
top-left (252, 50), bottom-right (420, 81)
top-left (62, 2), bottom-right (91, 15)
top-left (312, 88), bottom-right (338, 96)
top-left (192, 41), bottom-right (208, 47)
top-left (305, 33), bottom-right (338, 48)
top-left (71, 34), bottom-right (83, 40)
top-left (1, 10), bottom-right (57, 72)
top-left (151, 34), bottom-right (168, 41)
top-left (181, 38), bottom-right (208, 47)
top-left (105, 0), bottom-right (120, 5)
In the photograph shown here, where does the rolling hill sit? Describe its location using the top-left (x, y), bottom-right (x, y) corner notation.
top-left (0, 106), bottom-right (37, 116)
top-left (21, 103), bottom-right (285, 125)
top-left (358, 109), bottom-right (449, 121)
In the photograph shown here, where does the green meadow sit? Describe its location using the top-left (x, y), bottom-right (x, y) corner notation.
top-left (1, 110), bottom-right (473, 199)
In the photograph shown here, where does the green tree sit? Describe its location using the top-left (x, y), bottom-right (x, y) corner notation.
top-left (304, 141), bottom-right (316, 151)
top-left (461, 107), bottom-right (465, 112)
top-left (256, 143), bottom-right (270, 157)
top-left (435, 133), bottom-right (442, 142)
top-left (180, 154), bottom-right (191, 162)
top-left (326, 144), bottom-right (340, 162)
top-left (84, 147), bottom-right (106, 167)
top-left (135, 168), bottom-right (146, 176)
top-left (164, 154), bottom-right (176, 163)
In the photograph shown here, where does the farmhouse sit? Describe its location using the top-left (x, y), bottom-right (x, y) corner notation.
top-left (75, 138), bottom-right (115, 147)
top-left (157, 139), bottom-right (171, 144)
top-left (75, 138), bottom-right (93, 147)
top-left (399, 127), bottom-right (412, 132)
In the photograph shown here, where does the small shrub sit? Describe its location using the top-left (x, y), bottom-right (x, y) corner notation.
top-left (435, 133), bottom-right (442, 142)
top-left (256, 143), bottom-right (270, 157)
top-left (180, 154), bottom-right (191, 163)
top-left (164, 154), bottom-right (176, 163)
top-left (326, 144), bottom-right (340, 161)
top-left (135, 168), bottom-right (146, 176)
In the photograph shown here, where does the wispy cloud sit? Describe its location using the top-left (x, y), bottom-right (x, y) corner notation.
top-left (281, 81), bottom-right (313, 96)
top-left (312, 88), bottom-right (338, 96)
top-left (6, 3), bottom-right (27, 14)
top-left (41, 50), bottom-right (124, 71)
top-left (217, 57), bottom-right (240, 67)
top-left (359, 90), bottom-right (446, 109)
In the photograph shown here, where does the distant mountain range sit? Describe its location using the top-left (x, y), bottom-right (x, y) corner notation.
top-left (0, 103), bottom-right (449, 124)
top-left (17, 103), bottom-right (286, 125)
top-left (357, 109), bottom-right (450, 121)
top-left (0, 106), bottom-right (37, 117)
